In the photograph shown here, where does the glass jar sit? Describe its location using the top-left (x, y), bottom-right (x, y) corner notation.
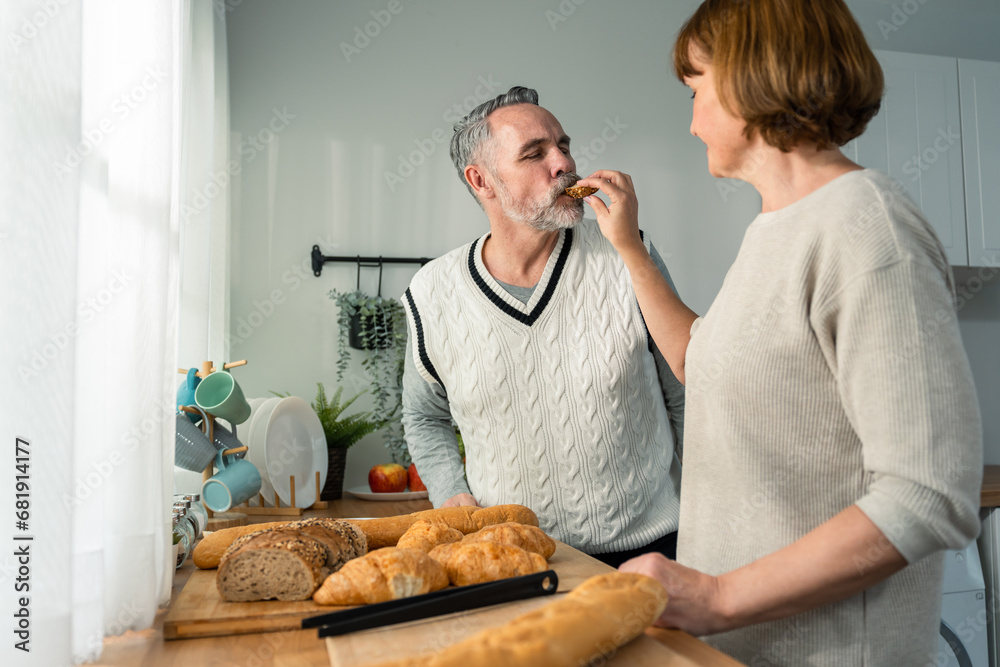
top-left (182, 494), bottom-right (207, 539)
top-left (172, 511), bottom-right (191, 569)
top-left (172, 505), bottom-right (196, 569)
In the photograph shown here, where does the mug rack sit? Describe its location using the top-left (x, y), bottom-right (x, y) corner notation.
top-left (177, 359), bottom-right (327, 530)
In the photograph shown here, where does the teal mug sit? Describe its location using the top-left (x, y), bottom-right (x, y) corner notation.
top-left (194, 369), bottom-right (251, 425)
top-left (176, 368), bottom-right (201, 423)
top-left (201, 449), bottom-right (262, 512)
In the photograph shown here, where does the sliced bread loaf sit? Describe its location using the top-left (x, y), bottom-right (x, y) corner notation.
top-left (217, 530), bottom-right (328, 602)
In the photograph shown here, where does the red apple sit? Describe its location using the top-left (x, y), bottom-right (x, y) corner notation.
top-left (368, 463), bottom-right (407, 493)
top-left (407, 463), bottom-right (426, 492)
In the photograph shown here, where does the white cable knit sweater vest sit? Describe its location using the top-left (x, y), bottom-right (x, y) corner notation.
top-left (401, 220), bottom-right (680, 553)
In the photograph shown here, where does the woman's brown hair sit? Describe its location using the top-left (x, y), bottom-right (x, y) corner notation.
top-left (673, 0), bottom-right (884, 152)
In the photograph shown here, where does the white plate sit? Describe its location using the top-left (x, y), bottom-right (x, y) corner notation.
top-left (265, 397), bottom-right (327, 508)
top-left (245, 397), bottom-right (267, 427)
top-left (247, 397), bottom-right (282, 504)
top-left (346, 486), bottom-right (429, 501)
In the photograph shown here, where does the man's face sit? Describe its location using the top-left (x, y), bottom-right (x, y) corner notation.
top-left (485, 104), bottom-right (583, 231)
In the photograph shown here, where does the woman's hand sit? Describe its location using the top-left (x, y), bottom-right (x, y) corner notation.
top-left (573, 170), bottom-right (644, 252)
top-left (440, 492), bottom-right (480, 508)
top-left (618, 553), bottom-right (732, 636)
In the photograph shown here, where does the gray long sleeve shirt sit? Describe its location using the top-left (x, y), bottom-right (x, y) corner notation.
top-left (401, 243), bottom-right (685, 508)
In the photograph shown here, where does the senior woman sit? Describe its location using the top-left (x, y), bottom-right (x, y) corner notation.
top-left (575, 0), bottom-right (983, 664)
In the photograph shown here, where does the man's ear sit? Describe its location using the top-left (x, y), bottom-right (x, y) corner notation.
top-left (465, 164), bottom-right (495, 200)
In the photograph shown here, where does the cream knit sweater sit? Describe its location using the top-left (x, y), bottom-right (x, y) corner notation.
top-left (679, 170), bottom-right (983, 666)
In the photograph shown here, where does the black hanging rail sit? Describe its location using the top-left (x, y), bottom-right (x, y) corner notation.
top-left (311, 245), bottom-right (432, 278)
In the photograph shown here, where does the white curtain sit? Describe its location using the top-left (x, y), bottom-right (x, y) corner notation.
top-left (173, 0), bottom-right (234, 497)
top-left (0, 1), bottom-right (229, 664)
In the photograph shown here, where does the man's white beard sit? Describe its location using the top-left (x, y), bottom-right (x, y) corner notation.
top-left (494, 177), bottom-right (584, 232)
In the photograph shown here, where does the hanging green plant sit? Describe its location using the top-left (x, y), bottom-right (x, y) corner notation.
top-left (329, 289), bottom-right (410, 466)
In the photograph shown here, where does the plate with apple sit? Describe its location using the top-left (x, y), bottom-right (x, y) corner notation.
top-left (347, 463), bottom-right (429, 501)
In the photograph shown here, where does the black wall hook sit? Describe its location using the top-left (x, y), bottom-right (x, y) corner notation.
top-left (311, 245), bottom-right (432, 278)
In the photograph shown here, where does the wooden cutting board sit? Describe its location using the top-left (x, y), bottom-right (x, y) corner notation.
top-left (325, 595), bottom-right (720, 667)
top-left (163, 539), bottom-right (609, 640)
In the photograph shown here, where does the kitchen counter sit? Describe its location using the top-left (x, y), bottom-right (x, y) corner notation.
top-left (92, 497), bottom-right (745, 666)
top-left (982, 465), bottom-right (1000, 507)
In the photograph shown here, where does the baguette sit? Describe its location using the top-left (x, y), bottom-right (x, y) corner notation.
top-left (193, 504), bottom-right (538, 568)
top-left (313, 547), bottom-right (449, 605)
top-left (365, 572), bottom-right (668, 667)
top-left (355, 504), bottom-right (539, 550)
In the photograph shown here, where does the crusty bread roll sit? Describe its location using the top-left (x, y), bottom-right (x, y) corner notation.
top-left (460, 523), bottom-right (556, 559)
top-left (396, 519), bottom-right (464, 553)
top-left (193, 505), bottom-right (537, 568)
top-left (216, 530), bottom-right (328, 602)
top-left (428, 541), bottom-right (547, 587)
top-left (313, 547), bottom-right (449, 605)
top-left (353, 504), bottom-right (539, 550)
top-left (366, 572), bottom-right (668, 667)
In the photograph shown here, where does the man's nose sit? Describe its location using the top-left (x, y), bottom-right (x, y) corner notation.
top-left (552, 151), bottom-right (574, 177)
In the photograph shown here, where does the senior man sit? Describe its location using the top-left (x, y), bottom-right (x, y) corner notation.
top-left (400, 86), bottom-right (684, 566)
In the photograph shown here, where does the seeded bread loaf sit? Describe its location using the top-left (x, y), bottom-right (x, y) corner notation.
top-left (195, 518), bottom-right (367, 570)
top-left (193, 520), bottom-right (291, 569)
top-left (313, 547), bottom-right (449, 605)
top-left (216, 530), bottom-right (329, 602)
top-left (365, 572), bottom-right (668, 667)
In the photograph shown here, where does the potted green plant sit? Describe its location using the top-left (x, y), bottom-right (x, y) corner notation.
top-left (274, 384), bottom-right (384, 499)
top-left (329, 289), bottom-right (409, 466)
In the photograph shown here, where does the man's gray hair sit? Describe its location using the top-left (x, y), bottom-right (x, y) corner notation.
top-left (449, 86), bottom-right (539, 203)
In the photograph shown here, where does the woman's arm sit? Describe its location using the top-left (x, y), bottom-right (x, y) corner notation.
top-left (575, 170), bottom-right (698, 383)
top-left (620, 504), bottom-right (907, 636)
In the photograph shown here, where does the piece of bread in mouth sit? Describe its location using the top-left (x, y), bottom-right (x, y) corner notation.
top-left (564, 185), bottom-right (598, 198)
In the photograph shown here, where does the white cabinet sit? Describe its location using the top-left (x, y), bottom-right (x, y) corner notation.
top-left (961, 59), bottom-right (1000, 267)
top-left (844, 51), bottom-right (969, 266)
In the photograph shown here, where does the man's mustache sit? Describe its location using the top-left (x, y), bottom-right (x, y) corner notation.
top-left (548, 172), bottom-right (582, 202)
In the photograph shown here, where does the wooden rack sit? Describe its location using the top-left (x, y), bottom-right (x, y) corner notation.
top-left (177, 360), bottom-right (327, 530)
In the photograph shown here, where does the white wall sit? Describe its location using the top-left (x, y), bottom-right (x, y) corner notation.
top-left (223, 0), bottom-right (1000, 491)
